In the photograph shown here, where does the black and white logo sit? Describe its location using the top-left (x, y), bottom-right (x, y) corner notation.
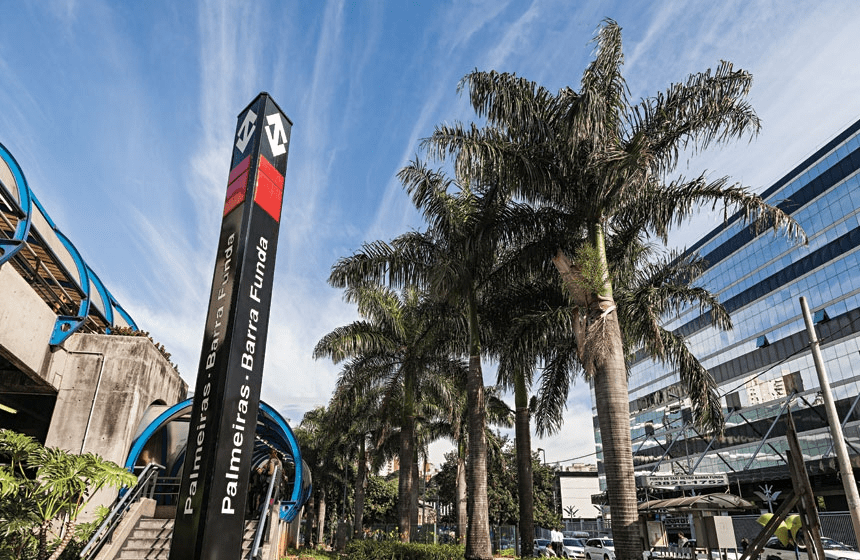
top-left (235, 110), bottom-right (257, 153)
top-left (265, 113), bottom-right (288, 157)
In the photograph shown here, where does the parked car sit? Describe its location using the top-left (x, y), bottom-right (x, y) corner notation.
top-left (563, 537), bottom-right (587, 558)
top-left (535, 538), bottom-right (557, 557)
top-left (763, 536), bottom-right (860, 560)
top-left (584, 537), bottom-right (616, 560)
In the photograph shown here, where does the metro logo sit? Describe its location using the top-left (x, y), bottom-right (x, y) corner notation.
top-left (235, 110), bottom-right (257, 153)
top-left (265, 113), bottom-right (288, 156)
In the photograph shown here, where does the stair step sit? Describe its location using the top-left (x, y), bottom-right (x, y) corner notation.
top-left (115, 516), bottom-right (261, 560)
top-left (128, 528), bottom-right (174, 539)
top-left (118, 551), bottom-right (171, 560)
top-left (135, 519), bottom-right (174, 530)
top-left (123, 538), bottom-right (172, 549)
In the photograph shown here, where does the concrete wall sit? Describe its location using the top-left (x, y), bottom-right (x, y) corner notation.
top-left (45, 332), bottom-right (188, 467)
top-left (0, 263), bottom-right (56, 382)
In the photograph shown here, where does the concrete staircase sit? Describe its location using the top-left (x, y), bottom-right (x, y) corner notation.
top-left (116, 518), bottom-right (266, 560)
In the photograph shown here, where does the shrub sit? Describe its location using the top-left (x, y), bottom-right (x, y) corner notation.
top-left (108, 325), bottom-right (179, 372)
top-left (342, 540), bottom-right (465, 560)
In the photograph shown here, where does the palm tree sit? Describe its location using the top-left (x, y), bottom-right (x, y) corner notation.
top-left (483, 269), bottom-right (575, 557)
top-left (326, 382), bottom-right (389, 538)
top-left (425, 20), bottom-right (804, 560)
top-left (295, 406), bottom-right (328, 547)
top-left (329, 160), bottom-right (523, 559)
top-left (314, 283), bottom-right (461, 542)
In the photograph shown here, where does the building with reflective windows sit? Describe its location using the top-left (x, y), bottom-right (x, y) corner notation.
top-left (598, 118), bottom-right (860, 511)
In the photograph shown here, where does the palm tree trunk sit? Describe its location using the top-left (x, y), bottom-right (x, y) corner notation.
top-left (587, 224), bottom-right (641, 560)
top-left (465, 292), bottom-right (492, 560)
top-left (316, 488), bottom-right (327, 547)
top-left (410, 447), bottom-right (420, 534)
top-left (592, 318), bottom-right (639, 560)
top-left (514, 370), bottom-right (535, 558)
top-left (456, 438), bottom-right (468, 544)
top-left (399, 376), bottom-right (416, 542)
top-left (39, 523), bottom-right (49, 560)
top-left (353, 438), bottom-right (367, 538)
top-left (305, 489), bottom-right (316, 546)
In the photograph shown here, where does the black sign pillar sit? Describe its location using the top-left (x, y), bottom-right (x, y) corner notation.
top-left (170, 92), bottom-right (292, 560)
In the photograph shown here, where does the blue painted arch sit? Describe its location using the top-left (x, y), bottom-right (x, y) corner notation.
top-left (0, 142), bottom-right (33, 266)
top-left (0, 141), bottom-right (138, 343)
top-left (125, 398), bottom-right (309, 522)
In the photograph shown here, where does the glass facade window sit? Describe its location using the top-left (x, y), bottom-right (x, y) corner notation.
top-left (597, 117), bottom-right (860, 491)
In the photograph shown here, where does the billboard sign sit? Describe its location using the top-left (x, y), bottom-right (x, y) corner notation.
top-left (638, 473), bottom-right (729, 490)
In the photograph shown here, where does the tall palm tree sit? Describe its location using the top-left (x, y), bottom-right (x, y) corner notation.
top-left (425, 20), bottom-right (804, 560)
top-left (329, 160), bottom-right (523, 559)
top-left (326, 382), bottom-right (389, 538)
top-left (314, 283), bottom-right (461, 542)
top-left (483, 268), bottom-right (575, 558)
top-left (295, 405), bottom-right (335, 547)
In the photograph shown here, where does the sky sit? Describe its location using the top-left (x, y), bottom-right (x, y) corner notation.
top-left (3, 0), bottom-right (860, 468)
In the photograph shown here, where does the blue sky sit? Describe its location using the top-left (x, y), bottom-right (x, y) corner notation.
top-left (3, 0), bottom-right (860, 466)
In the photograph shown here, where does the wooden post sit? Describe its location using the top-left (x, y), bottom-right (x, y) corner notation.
top-left (738, 493), bottom-right (799, 560)
top-left (785, 410), bottom-right (825, 560)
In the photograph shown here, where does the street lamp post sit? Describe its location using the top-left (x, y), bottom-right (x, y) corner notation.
top-left (537, 447), bottom-right (546, 464)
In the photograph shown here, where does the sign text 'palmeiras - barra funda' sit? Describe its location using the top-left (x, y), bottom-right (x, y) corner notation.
top-left (170, 93), bottom-right (292, 560)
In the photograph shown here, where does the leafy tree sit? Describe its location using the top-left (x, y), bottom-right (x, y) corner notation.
top-left (0, 429), bottom-right (136, 560)
top-left (363, 475), bottom-right (398, 525)
top-left (436, 441), bottom-right (558, 530)
top-left (531, 456), bottom-right (561, 530)
top-left (329, 160), bottom-right (521, 559)
top-left (315, 284), bottom-right (462, 542)
top-left (425, 20), bottom-right (804, 559)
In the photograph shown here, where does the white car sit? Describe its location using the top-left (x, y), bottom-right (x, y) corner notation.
top-left (534, 538), bottom-right (557, 557)
top-left (763, 536), bottom-right (860, 560)
top-left (563, 537), bottom-right (587, 558)
top-left (584, 537), bottom-right (616, 560)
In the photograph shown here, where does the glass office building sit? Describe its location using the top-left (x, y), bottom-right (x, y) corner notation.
top-left (595, 118), bottom-right (860, 510)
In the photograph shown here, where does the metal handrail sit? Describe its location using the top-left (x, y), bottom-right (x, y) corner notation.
top-left (250, 463), bottom-right (281, 560)
top-left (79, 463), bottom-right (164, 560)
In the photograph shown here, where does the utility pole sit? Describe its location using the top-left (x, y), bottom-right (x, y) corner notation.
top-left (799, 296), bottom-right (860, 544)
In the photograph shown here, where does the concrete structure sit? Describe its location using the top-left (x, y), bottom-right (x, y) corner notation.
top-left (593, 117), bottom-right (860, 511)
top-left (1, 140), bottom-right (187, 504)
top-left (1, 256), bottom-right (186, 461)
top-left (43, 333), bottom-right (186, 464)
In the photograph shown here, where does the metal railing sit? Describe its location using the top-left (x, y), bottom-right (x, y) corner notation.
top-left (79, 463), bottom-right (163, 560)
top-left (250, 463), bottom-right (281, 560)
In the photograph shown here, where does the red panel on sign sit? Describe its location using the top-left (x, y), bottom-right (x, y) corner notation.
top-left (224, 156), bottom-right (251, 216)
top-left (254, 155), bottom-right (284, 222)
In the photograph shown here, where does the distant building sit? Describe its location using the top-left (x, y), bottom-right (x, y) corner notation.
top-left (594, 117), bottom-right (860, 511)
top-left (558, 463), bottom-right (600, 520)
top-left (745, 375), bottom-right (787, 406)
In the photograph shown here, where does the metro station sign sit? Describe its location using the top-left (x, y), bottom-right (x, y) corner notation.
top-left (638, 473), bottom-right (729, 490)
top-left (170, 93), bottom-right (292, 560)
